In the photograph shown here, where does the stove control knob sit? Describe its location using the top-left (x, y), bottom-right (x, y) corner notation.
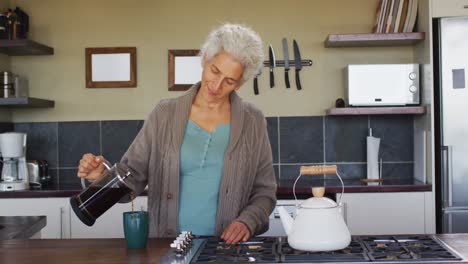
top-left (176, 237), bottom-right (190, 248)
top-left (171, 241), bottom-right (186, 256)
top-left (178, 233), bottom-right (192, 245)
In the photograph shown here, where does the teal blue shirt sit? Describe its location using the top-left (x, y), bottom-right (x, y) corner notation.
top-left (178, 120), bottom-right (230, 235)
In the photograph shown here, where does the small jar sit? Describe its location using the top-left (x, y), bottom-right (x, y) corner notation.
top-left (2, 71), bottom-right (14, 98)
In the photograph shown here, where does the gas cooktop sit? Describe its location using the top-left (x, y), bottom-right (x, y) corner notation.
top-left (161, 235), bottom-right (462, 264)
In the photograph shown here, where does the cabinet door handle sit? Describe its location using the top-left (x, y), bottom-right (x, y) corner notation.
top-left (442, 145), bottom-right (453, 207)
top-left (60, 207), bottom-right (64, 239)
top-left (464, 5), bottom-right (468, 9)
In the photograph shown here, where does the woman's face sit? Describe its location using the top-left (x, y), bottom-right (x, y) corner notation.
top-left (200, 51), bottom-right (244, 103)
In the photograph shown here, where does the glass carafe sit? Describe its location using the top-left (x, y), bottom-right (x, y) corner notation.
top-left (70, 159), bottom-right (135, 226)
top-left (1, 159), bottom-right (18, 182)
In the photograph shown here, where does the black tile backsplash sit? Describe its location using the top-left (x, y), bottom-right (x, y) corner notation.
top-left (280, 116), bottom-right (323, 163)
top-left (58, 121), bottom-right (100, 167)
top-left (5, 115), bottom-right (414, 188)
top-left (381, 163), bottom-right (414, 179)
top-left (280, 164), bottom-right (304, 181)
top-left (370, 115), bottom-right (414, 162)
top-left (0, 122), bottom-right (13, 133)
top-left (266, 117), bottom-right (278, 164)
top-left (58, 168), bottom-right (81, 190)
top-left (101, 120), bottom-right (143, 164)
top-left (331, 163), bottom-right (367, 180)
top-left (46, 168), bottom-right (59, 189)
top-left (325, 116), bottom-right (368, 162)
top-left (14, 122), bottom-right (58, 168)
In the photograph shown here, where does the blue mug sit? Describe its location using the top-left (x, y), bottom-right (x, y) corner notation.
top-left (123, 211), bottom-right (148, 249)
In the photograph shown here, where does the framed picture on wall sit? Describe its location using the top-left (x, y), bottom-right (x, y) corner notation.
top-left (85, 47), bottom-right (137, 88)
top-left (168, 49), bottom-right (202, 91)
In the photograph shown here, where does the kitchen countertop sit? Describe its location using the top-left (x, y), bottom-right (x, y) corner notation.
top-left (276, 178), bottom-right (431, 198)
top-left (0, 234), bottom-right (467, 264)
top-left (0, 216), bottom-right (46, 240)
top-left (0, 179), bottom-right (431, 199)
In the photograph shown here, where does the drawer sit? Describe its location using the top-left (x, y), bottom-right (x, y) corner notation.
top-left (432, 0), bottom-right (468, 17)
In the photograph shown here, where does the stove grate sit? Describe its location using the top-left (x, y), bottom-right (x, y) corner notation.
top-left (189, 235), bottom-right (461, 263)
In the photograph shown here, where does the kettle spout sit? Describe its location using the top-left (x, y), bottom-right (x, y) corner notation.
top-left (277, 206), bottom-right (294, 235)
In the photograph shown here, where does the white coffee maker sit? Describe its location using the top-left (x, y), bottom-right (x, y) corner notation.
top-left (0, 132), bottom-right (29, 191)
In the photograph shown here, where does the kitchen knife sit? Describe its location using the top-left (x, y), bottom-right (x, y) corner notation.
top-left (293, 39), bottom-right (302, 90)
top-left (253, 71), bottom-right (260, 95)
top-left (282, 38), bottom-right (291, 88)
top-left (268, 44), bottom-right (276, 88)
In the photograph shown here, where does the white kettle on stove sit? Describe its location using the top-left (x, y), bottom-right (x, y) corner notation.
top-left (278, 165), bottom-right (351, 252)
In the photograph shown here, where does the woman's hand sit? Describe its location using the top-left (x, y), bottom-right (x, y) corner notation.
top-left (220, 221), bottom-right (251, 244)
top-left (77, 153), bottom-right (105, 180)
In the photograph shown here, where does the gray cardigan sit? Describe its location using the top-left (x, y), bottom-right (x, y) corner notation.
top-left (121, 83), bottom-right (277, 237)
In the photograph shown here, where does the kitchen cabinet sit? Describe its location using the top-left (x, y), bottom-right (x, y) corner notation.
top-left (70, 196), bottom-right (147, 238)
top-left (0, 198), bottom-right (70, 239)
top-left (0, 196), bottom-right (149, 239)
top-left (432, 0), bottom-right (468, 18)
top-left (338, 192), bottom-right (435, 235)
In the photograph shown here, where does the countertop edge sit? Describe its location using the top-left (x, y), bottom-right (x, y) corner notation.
top-left (0, 184), bottom-right (432, 199)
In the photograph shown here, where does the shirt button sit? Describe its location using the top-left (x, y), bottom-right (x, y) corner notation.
top-left (167, 193), bottom-right (173, 199)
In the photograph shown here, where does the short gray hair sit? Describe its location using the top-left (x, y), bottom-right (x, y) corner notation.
top-left (200, 23), bottom-right (264, 84)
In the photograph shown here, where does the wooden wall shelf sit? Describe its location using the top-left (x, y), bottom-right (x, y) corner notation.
top-left (324, 32), bottom-right (425, 48)
top-left (0, 97), bottom-right (55, 108)
top-left (326, 106), bottom-right (426, 115)
top-left (0, 39), bottom-right (54, 56)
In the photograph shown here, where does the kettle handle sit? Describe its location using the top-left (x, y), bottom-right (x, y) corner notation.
top-left (293, 165), bottom-right (345, 208)
top-left (300, 165), bottom-right (337, 175)
top-left (80, 158), bottom-right (112, 189)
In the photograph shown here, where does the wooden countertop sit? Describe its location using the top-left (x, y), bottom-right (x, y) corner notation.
top-left (0, 234), bottom-right (467, 264)
top-left (0, 238), bottom-right (171, 264)
top-left (0, 216), bottom-right (46, 240)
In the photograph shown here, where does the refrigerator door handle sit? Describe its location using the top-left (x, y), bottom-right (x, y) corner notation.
top-left (442, 145), bottom-right (453, 208)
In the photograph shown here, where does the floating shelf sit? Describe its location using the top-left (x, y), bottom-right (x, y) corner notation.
top-left (0, 39), bottom-right (54, 56)
top-left (0, 97), bottom-right (55, 108)
top-left (326, 106), bottom-right (426, 115)
top-left (324, 32), bottom-right (425, 48)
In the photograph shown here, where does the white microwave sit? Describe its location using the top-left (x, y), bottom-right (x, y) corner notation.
top-left (346, 64), bottom-right (420, 106)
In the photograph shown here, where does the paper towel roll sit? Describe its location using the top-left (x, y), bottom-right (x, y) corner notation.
top-left (367, 130), bottom-right (380, 180)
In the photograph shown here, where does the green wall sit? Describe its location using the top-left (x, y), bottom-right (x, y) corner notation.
top-left (8, 0), bottom-right (415, 122)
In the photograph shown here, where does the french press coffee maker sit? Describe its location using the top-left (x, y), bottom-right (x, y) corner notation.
top-left (70, 159), bottom-right (136, 226)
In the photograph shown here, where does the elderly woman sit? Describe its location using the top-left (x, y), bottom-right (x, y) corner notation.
top-left (77, 23), bottom-right (277, 244)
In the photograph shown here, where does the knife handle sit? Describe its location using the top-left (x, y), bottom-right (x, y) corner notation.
top-left (270, 69), bottom-right (274, 88)
top-left (295, 70), bottom-right (302, 90)
top-left (285, 70), bottom-right (290, 88)
top-left (253, 77), bottom-right (259, 95)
